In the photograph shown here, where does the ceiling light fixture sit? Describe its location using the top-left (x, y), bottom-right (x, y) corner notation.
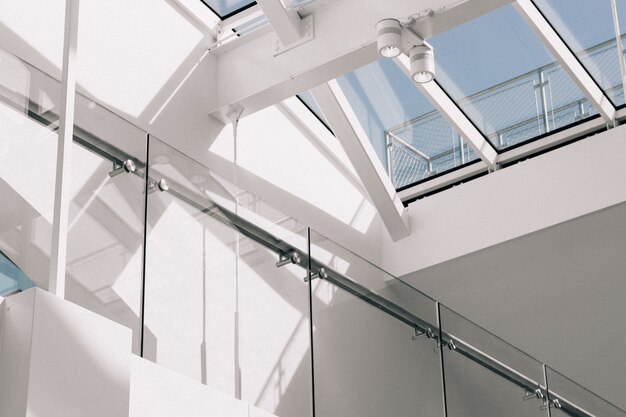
top-left (376, 17), bottom-right (435, 84)
top-left (410, 45), bottom-right (435, 83)
top-left (375, 19), bottom-right (402, 58)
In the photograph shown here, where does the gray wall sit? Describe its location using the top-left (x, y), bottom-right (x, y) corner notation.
top-left (401, 201), bottom-right (626, 410)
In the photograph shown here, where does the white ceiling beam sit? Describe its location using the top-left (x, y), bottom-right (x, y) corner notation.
top-left (209, 0), bottom-right (514, 118)
top-left (256, 0), bottom-right (303, 46)
top-left (393, 55), bottom-right (498, 170)
top-left (515, 0), bottom-right (616, 123)
top-left (311, 81), bottom-right (410, 241)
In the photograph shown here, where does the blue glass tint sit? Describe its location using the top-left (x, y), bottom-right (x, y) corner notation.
top-left (429, 4), bottom-right (596, 150)
top-left (200, 0), bottom-right (256, 18)
top-left (335, 59), bottom-right (478, 189)
top-left (0, 251), bottom-right (35, 296)
top-left (534, 0), bottom-right (624, 106)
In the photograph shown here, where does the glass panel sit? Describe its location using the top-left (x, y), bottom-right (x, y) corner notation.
top-left (310, 230), bottom-right (444, 417)
top-left (144, 136), bottom-right (312, 417)
top-left (334, 59), bottom-right (479, 189)
top-left (0, 250), bottom-right (35, 296)
top-left (429, 4), bottom-right (596, 150)
top-left (65, 96), bottom-right (147, 354)
top-left (440, 305), bottom-right (550, 417)
top-left (200, 0), bottom-right (257, 18)
top-left (0, 47), bottom-right (61, 292)
top-left (534, 0), bottom-right (624, 106)
top-left (297, 91), bottom-right (329, 128)
top-left (546, 366), bottom-right (626, 417)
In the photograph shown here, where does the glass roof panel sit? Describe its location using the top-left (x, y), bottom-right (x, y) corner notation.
top-left (534, 0), bottom-right (623, 106)
top-left (199, 0), bottom-right (256, 19)
top-left (297, 90), bottom-right (329, 127)
top-left (333, 59), bottom-right (479, 189)
top-left (428, 4), bottom-right (597, 151)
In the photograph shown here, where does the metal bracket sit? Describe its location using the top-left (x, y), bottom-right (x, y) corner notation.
top-left (541, 399), bottom-right (562, 410)
top-left (411, 326), bottom-right (426, 341)
top-left (523, 388), bottom-right (545, 401)
top-left (272, 14), bottom-right (314, 56)
top-left (148, 178), bottom-right (169, 194)
top-left (109, 159), bottom-right (136, 177)
top-left (276, 251), bottom-right (301, 267)
top-left (304, 267), bottom-right (327, 283)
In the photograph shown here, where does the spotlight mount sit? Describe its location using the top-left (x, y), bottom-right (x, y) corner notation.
top-left (375, 17), bottom-right (435, 83)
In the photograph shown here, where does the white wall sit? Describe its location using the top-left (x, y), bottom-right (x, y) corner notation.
top-left (383, 124), bottom-right (626, 277)
top-left (129, 356), bottom-right (249, 417)
top-left (0, 288), bottom-right (132, 417)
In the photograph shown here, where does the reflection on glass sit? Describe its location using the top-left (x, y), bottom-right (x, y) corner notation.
top-left (546, 366), bottom-right (626, 417)
top-left (534, 0), bottom-right (624, 106)
top-left (335, 59), bottom-right (478, 189)
top-left (310, 230), bottom-right (444, 417)
top-left (429, 4), bottom-right (596, 150)
top-left (65, 97), bottom-right (147, 354)
top-left (144, 137), bottom-right (312, 417)
top-left (200, 0), bottom-right (256, 18)
top-left (439, 305), bottom-right (550, 417)
top-left (0, 47), bottom-right (61, 293)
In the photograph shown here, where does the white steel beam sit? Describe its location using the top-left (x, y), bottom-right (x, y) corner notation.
top-left (49, 0), bottom-right (80, 297)
top-left (311, 81), bottom-right (410, 241)
top-left (209, 0), bottom-right (514, 118)
top-left (515, 0), bottom-right (616, 123)
top-left (256, 0), bottom-right (303, 46)
top-left (393, 55), bottom-right (498, 170)
top-left (610, 0), bottom-right (626, 104)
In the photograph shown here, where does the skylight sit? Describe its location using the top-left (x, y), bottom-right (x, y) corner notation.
top-left (199, 0), bottom-right (257, 19)
top-left (533, 0), bottom-right (624, 106)
top-left (429, 4), bottom-right (596, 151)
top-left (333, 59), bottom-right (480, 189)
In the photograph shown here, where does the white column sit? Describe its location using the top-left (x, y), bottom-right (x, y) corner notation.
top-left (49, 0), bottom-right (80, 297)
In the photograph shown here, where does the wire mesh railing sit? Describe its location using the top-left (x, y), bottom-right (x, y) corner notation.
top-left (386, 36), bottom-right (624, 189)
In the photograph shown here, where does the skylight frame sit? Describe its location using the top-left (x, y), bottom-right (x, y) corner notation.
top-left (198, 0), bottom-right (259, 21)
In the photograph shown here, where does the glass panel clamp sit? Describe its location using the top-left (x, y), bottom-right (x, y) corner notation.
top-left (109, 159), bottom-right (136, 177)
top-left (541, 398), bottom-right (562, 410)
top-left (148, 178), bottom-right (169, 193)
top-left (304, 267), bottom-right (327, 283)
top-left (276, 251), bottom-right (300, 268)
top-left (523, 387), bottom-right (545, 401)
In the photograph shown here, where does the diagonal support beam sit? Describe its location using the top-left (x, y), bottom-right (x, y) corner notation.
top-left (311, 82), bottom-right (410, 241)
top-left (393, 55), bottom-right (498, 170)
top-left (394, 55), bottom-right (498, 170)
top-left (256, 0), bottom-right (304, 47)
top-left (515, 0), bottom-right (616, 123)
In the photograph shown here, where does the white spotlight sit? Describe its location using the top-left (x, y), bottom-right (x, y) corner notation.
top-left (410, 44), bottom-right (435, 83)
top-left (376, 19), bottom-right (402, 58)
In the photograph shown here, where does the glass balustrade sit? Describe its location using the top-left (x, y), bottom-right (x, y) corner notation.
top-left (545, 366), bottom-right (626, 417)
top-left (65, 97), bottom-right (147, 354)
top-left (439, 304), bottom-right (551, 417)
top-left (0, 47), bottom-right (61, 293)
top-left (309, 229), bottom-right (444, 417)
top-left (143, 136), bottom-right (313, 417)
